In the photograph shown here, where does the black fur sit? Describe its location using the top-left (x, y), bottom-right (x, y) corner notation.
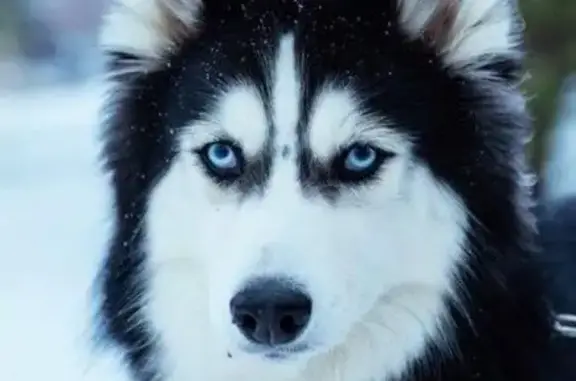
top-left (96, 0), bottom-right (576, 380)
top-left (537, 197), bottom-right (576, 381)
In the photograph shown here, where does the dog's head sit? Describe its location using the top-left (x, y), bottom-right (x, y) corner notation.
top-left (99, 0), bottom-right (529, 380)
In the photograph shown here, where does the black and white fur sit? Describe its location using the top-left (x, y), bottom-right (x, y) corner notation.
top-left (94, 0), bottom-right (576, 380)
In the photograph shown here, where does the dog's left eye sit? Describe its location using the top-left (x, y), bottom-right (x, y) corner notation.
top-left (334, 143), bottom-right (393, 182)
top-left (345, 145), bottom-right (378, 171)
top-left (197, 140), bottom-right (244, 180)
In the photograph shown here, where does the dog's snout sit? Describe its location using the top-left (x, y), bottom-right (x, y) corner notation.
top-left (230, 278), bottom-right (312, 346)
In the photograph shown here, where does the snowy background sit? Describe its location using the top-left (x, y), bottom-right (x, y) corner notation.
top-left (0, 82), bottom-right (130, 381)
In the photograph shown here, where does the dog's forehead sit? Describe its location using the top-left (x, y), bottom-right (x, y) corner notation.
top-left (176, 31), bottom-right (410, 160)
top-left (170, 4), bottom-right (437, 152)
top-left (176, 32), bottom-right (375, 158)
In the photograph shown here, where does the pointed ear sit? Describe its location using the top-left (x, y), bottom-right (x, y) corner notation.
top-left (397, 0), bottom-right (525, 78)
top-left (100, 0), bottom-right (203, 70)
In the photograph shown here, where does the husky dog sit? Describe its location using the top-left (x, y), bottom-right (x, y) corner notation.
top-left (94, 0), bottom-right (576, 380)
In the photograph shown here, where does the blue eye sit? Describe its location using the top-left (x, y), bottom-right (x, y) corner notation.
top-left (344, 144), bottom-right (377, 172)
top-left (198, 141), bottom-right (244, 180)
top-left (206, 142), bottom-right (237, 169)
top-left (335, 143), bottom-right (394, 183)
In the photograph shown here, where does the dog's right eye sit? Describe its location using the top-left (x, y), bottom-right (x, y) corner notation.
top-left (197, 141), bottom-right (245, 181)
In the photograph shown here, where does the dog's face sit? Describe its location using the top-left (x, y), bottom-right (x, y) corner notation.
top-left (99, 0), bottom-right (526, 380)
top-left (147, 33), bottom-right (466, 365)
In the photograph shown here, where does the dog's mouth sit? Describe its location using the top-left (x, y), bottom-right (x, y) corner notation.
top-left (238, 342), bottom-right (312, 360)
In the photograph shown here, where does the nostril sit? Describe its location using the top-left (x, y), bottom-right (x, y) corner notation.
top-left (236, 311), bottom-right (258, 333)
top-left (279, 314), bottom-right (299, 336)
top-left (279, 307), bottom-right (311, 336)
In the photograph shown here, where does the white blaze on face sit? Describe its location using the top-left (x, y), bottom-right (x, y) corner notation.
top-left (272, 34), bottom-right (301, 154)
top-left (143, 33), bottom-right (469, 381)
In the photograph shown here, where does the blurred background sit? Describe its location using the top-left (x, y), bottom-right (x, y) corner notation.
top-left (0, 0), bottom-right (574, 380)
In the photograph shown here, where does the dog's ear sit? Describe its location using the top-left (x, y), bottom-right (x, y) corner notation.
top-left (397, 0), bottom-right (525, 79)
top-left (100, 0), bottom-right (203, 72)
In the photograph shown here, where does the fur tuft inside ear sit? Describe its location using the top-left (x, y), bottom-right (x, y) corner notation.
top-left (398, 0), bottom-right (524, 73)
top-left (100, 0), bottom-right (202, 66)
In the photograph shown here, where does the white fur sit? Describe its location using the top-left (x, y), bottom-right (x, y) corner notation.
top-left (181, 86), bottom-right (269, 157)
top-left (398, 0), bottom-right (521, 71)
top-left (308, 89), bottom-right (411, 161)
top-left (272, 35), bottom-right (301, 154)
top-left (143, 34), bottom-right (469, 381)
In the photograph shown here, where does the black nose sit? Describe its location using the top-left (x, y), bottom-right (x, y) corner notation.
top-left (230, 278), bottom-right (312, 346)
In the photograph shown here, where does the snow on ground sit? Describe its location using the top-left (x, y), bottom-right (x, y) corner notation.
top-left (0, 82), bottom-right (129, 381)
